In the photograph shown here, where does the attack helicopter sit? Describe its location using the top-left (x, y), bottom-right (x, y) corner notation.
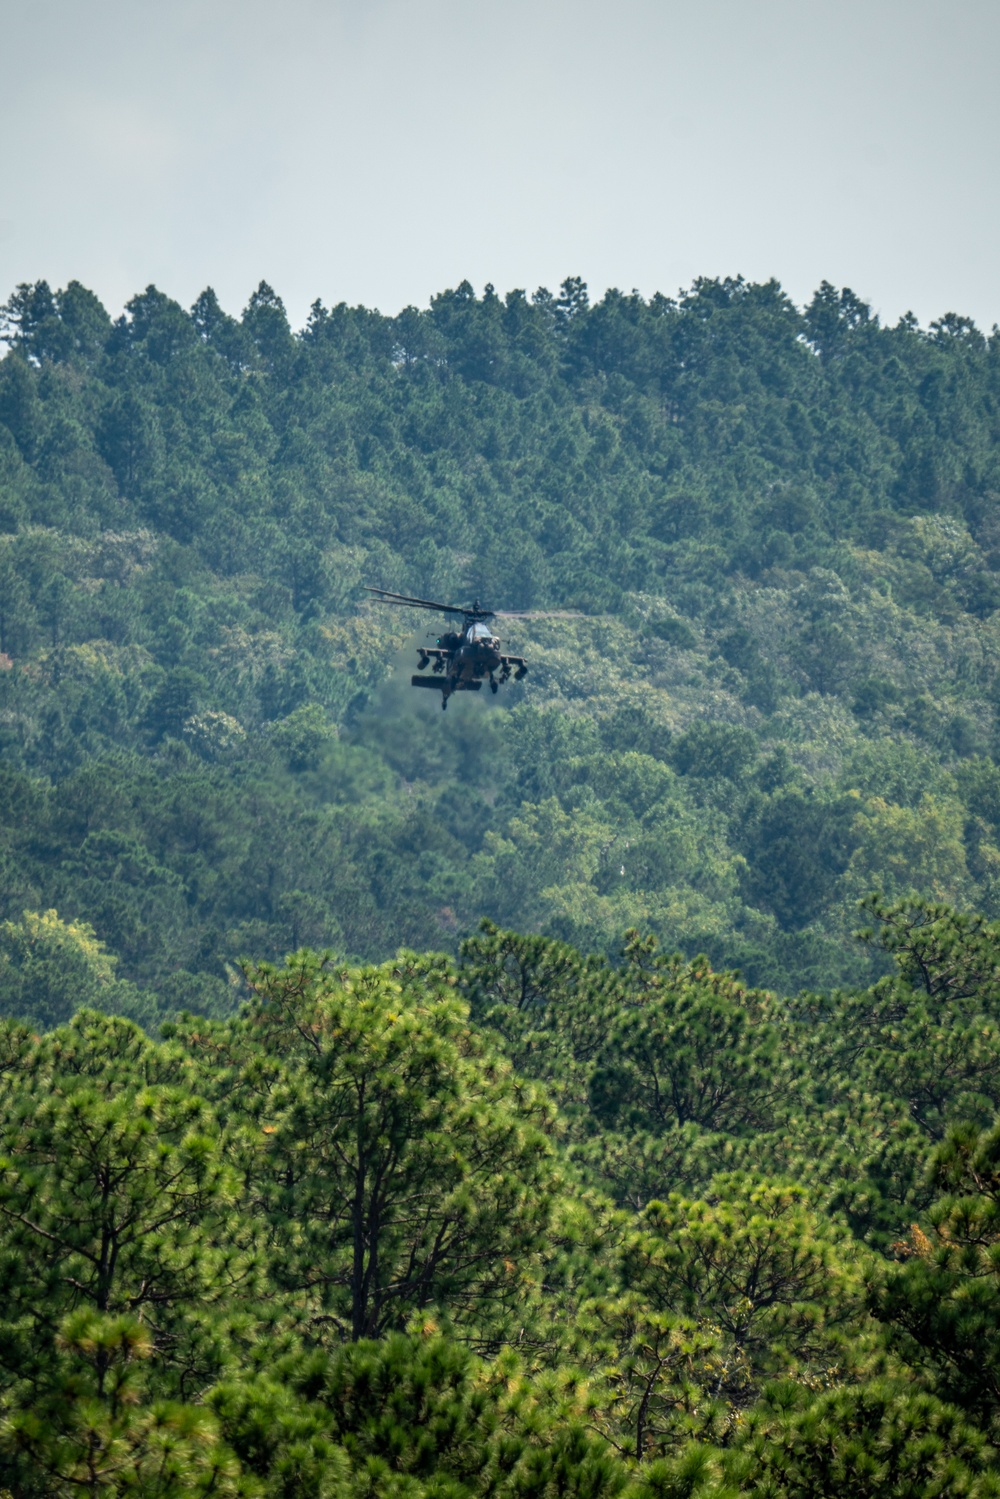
top-left (365, 587), bottom-right (577, 709)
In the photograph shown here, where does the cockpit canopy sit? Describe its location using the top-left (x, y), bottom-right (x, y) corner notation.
top-left (467, 621), bottom-right (495, 643)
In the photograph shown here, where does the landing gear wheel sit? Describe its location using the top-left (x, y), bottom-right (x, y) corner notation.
top-left (490, 678), bottom-right (498, 694)
top-left (441, 696), bottom-right (448, 710)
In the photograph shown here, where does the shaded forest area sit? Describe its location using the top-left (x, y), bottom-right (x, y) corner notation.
top-left (0, 273), bottom-right (999, 1023)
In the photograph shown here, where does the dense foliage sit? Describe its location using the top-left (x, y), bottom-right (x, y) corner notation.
top-left (4, 907), bottom-right (1000, 1493)
top-left (3, 268), bottom-right (1000, 1491)
top-left (1, 273), bottom-right (1000, 1018)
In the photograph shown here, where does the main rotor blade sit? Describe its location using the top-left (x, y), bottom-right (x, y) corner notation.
top-left (365, 587), bottom-right (470, 618)
top-left (494, 610), bottom-right (584, 619)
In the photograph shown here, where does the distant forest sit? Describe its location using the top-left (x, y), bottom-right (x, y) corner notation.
top-left (0, 272), bottom-right (999, 1024)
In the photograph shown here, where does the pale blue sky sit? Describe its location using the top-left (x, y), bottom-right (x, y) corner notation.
top-left (1, 0), bottom-right (997, 330)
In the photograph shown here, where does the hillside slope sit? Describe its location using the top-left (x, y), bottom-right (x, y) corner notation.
top-left (0, 274), bottom-right (998, 1014)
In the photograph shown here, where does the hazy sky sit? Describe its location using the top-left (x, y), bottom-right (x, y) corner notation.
top-left (1, 0), bottom-right (997, 331)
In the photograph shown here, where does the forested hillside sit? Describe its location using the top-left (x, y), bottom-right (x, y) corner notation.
top-left (4, 270), bottom-right (1000, 1494)
top-left (0, 273), bottom-right (999, 1020)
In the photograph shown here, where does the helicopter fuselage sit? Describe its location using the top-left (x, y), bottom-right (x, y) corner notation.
top-left (451, 622), bottom-right (502, 679)
top-left (412, 620), bottom-right (526, 708)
